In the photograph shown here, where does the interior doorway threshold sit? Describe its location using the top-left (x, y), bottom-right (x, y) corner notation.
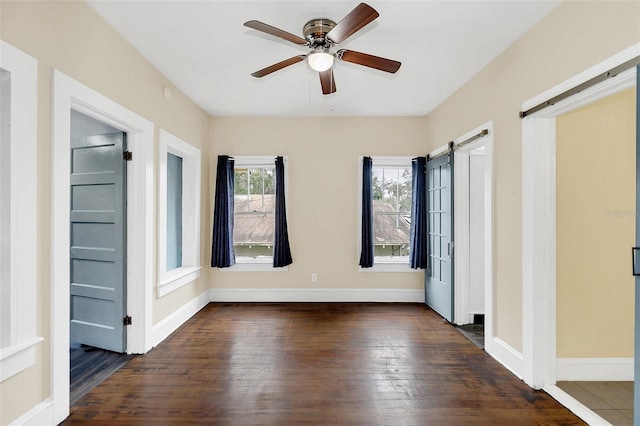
top-left (70, 345), bottom-right (133, 405)
top-left (544, 384), bottom-right (612, 425)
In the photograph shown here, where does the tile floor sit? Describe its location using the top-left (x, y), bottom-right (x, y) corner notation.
top-left (557, 381), bottom-right (633, 425)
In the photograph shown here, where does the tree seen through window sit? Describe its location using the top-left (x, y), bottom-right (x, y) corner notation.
top-left (233, 166), bottom-right (275, 258)
top-left (372, 166), bottom-right (412, 258)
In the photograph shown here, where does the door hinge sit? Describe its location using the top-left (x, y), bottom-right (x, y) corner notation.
top-left (123, 151), bottom-right (133, 161)
top-left (123, 315), bottom-right (132, 326)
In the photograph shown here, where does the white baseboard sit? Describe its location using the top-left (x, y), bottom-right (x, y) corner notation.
top-left (556, 357), bottom-right (633, 381)
top-left (208, 288), bottom-right (424, 303)
top-left (9, 399), bottom-right (53, 426)
top-left (544, 385), bottom-right (611, 426)
top-left (151, 290), bottom-right (209, 347)
top-left (486, 336), bottom-right (524, 380)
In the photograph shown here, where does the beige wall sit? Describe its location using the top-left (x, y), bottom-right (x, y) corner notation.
top-left (2, 0), bottom-right (640, 423)
top-left (556, 88), bottom-right (636, 358)
top-left (0, 1), bottom-right (210, 423)
top-left (209, 117), bottom-right (427, 291)
top-left (424, 0), bottom-right (640, 352)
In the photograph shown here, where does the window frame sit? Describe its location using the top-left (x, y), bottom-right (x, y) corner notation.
top-left (157, 129), bottom-right (201, 296)
top-left (226, 156), bottom-right (288, 272)
top-left (0, 41), bottom-right (44, 382)
top-left (358, 156), bottom-right (416, 273)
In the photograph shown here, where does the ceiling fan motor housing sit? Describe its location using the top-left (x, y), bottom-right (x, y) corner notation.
top-left (303, 19), bottom-right (336, 47)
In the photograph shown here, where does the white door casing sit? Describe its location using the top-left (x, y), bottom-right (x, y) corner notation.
top-left (452, 123), bottom-right (494, 348)
top-left (521, 42), bottom-right (638, 404)
top-left (51, 70), bottom-right (154, 424)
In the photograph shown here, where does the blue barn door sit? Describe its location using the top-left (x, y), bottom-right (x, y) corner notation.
top-left (425, 153), bottom-right (454, 322)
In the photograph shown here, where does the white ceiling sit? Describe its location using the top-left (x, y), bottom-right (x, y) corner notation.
top-left (87, 1), bottom-right (559, 117)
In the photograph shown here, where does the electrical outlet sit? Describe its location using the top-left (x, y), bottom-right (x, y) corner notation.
top-left (311, 273), bottom-right (318, 283)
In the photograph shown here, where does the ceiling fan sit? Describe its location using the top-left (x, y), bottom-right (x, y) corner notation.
top-left (244, 3), bottom-right (401, 95)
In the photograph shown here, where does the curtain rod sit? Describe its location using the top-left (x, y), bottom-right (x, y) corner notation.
top-left (427, 129), bottom-right (489, 161)
top-left (519, 55), bottom-right (640, 119)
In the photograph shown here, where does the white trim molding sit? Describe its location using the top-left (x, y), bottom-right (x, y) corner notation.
top-left (521, 42), bottom-right (639, 391)
top-left (8, 399), bottom-right (54, 426)
top-left (556, 358), bottom-right (634, 382)
top-left (51, 70), bottom-right (154, 424)
top-left (451, 122), bottom-right (494, 358)
top-left (521, 116), bottom-right (556, 390)
top-left (152, 291), bottom-right (209, 347)
top-left (0, 337), bottom-right (44, 383)
top-left (157, 129), bottom-right (201, 297)
top-left (209, 288), bottom-right (424, 303)
top-left (488, 337), bottom-right (524, 380)
top-left (0, 41), bottom-right (44, 383)
top-left (544, 385), bottom-right (611, 426)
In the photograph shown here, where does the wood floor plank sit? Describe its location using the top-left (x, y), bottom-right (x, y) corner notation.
top-left (64, 303), bottom-right (584, 425)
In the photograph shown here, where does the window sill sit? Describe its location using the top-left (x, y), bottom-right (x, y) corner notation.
top-left (225, 259), bottom-right (288, 272)
top-left (0, 336), bottom-right (45, 382)
top-left (157, 266), bottom-right (201, 297)
top-left (359, 260), bottom-right (418, 273)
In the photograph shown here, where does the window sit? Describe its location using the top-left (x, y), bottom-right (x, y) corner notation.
top-left (166, 153), bottom-right (183, 270)
top-left (234, 163), bottom-right (275, 260)
top-left (231, 156), bottom-right (287, 270)
top-left (157, 129), bottom-right (201, 296)
top-left (360, 156), bottom-right (414, 271)
top-left (0, 41), bottom-right (43, 382)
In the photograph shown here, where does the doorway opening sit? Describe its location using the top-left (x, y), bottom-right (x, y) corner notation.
top-left (553, 87), bottom-right (635, 424)
top-left (451, 123), bottom-right (494, 353)
top-left (521, 44), bottom-right (638, 425)
top-left (455, 144), bottom-right (487, 348)
top-left (425, 123), bottom-right (494, 353)
top-left (68, 110), bottom-right (135, 404)
top-left (52, 70), bottom-right (154, 424)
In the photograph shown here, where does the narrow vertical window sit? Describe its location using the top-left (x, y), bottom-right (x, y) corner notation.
top-left (157, 129), bottom-right (201, 297)
top-left (166, 153), bottom-right (183, 270)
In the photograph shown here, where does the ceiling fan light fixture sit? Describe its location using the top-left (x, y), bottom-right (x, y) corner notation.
top-left (307, 50), bottom-right (334, 72)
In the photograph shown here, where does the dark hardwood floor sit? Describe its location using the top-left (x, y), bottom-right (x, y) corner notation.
top-left (64, 303), bottom-right (584, 425)
top-left (70, 345), bottom-right (134, 405)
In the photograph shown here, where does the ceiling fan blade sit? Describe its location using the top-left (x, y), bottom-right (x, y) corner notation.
top-left (244, 20), bottom-right (308, 46)
top-left (337, 49), bottom-right (401, 73)
top-left (251, 55), bottom-right (306, 78)
top-left (326, 3), bottom-right (379, 44)
top-left (319, 69), bottom-right (337, 95)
